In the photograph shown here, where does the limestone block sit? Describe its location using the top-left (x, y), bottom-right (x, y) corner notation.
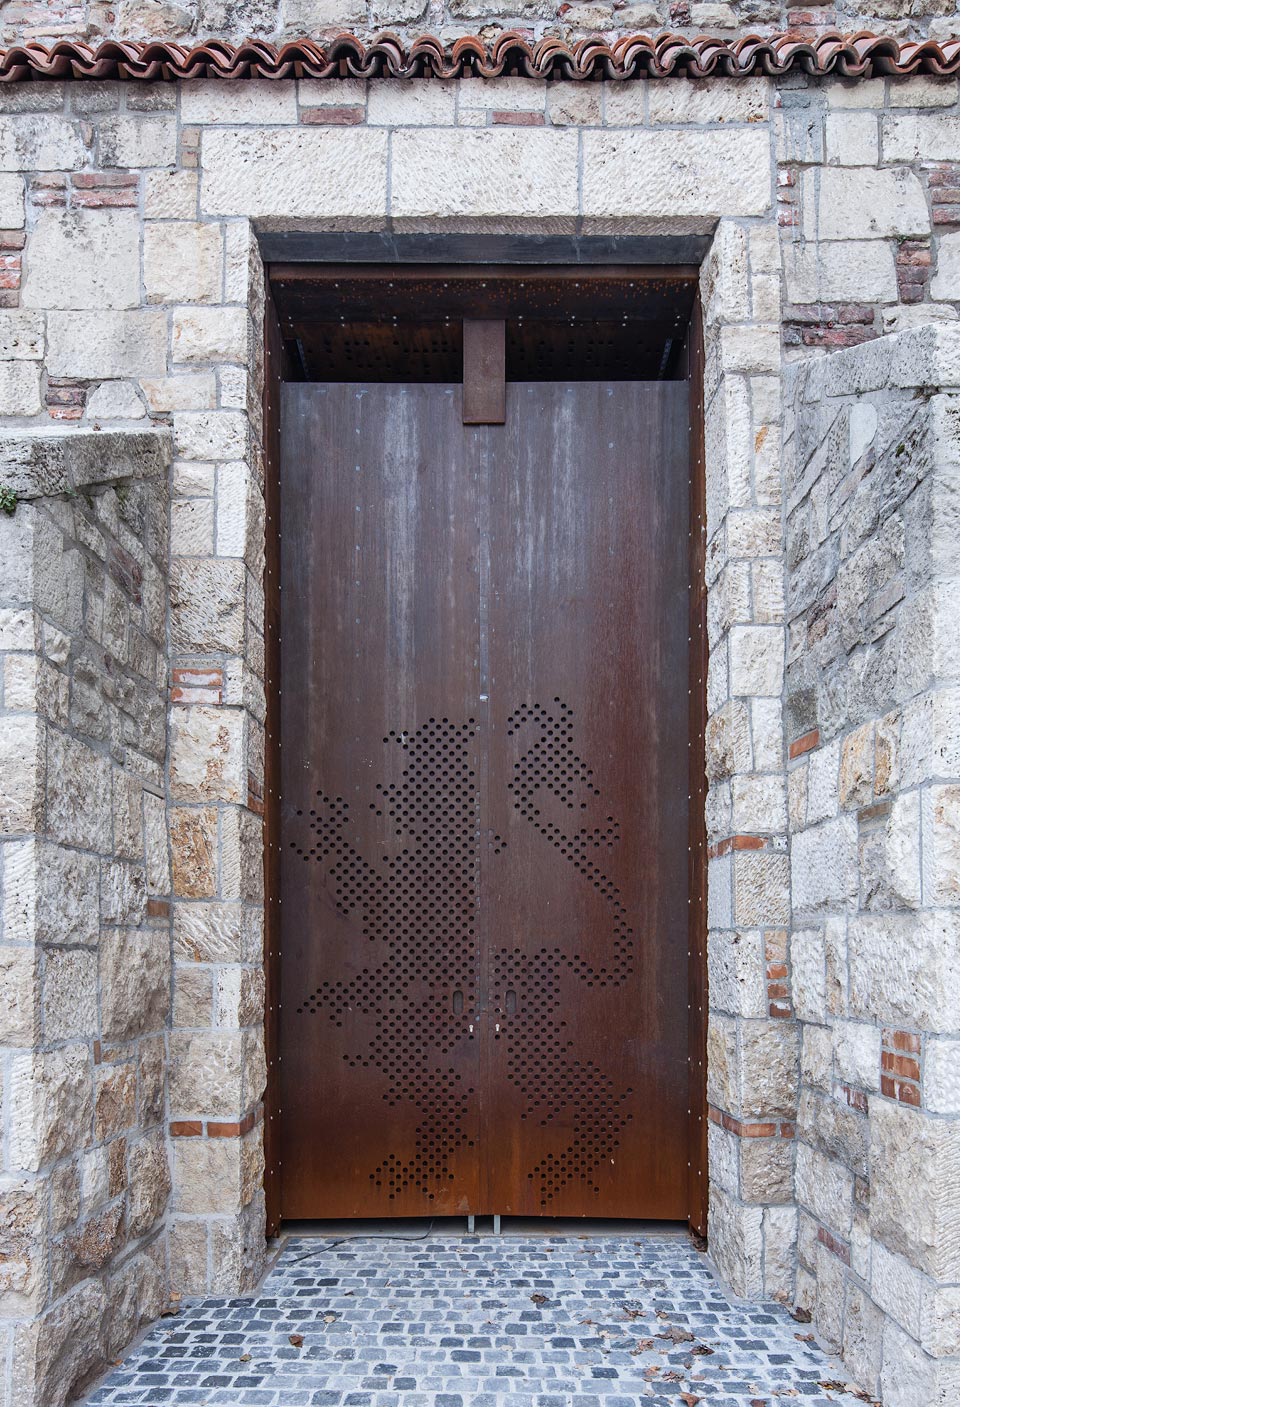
top-left (750, 698), bottom-right (784, 772)
top-left (732, 849), bottom-right (790, 927)
top-left (833, 1020), bottom-right (881, 1091)
top-left (729, 625), bottom-right (783, 697)
top-left (870, 1100), bottom-right (959, 1280)
top-left (171, 497), bottom-right (213, 556)
top-left (367, 80), bottom-right (456, 126)
top-left (170, 706), bottom-right (245, 804)
top-left (707, 1118), bottom-right (736, 1193)
top-left (0, 171), bottom-right (23, 226)
top-left (171, 557), bottom-right (246, 653)
top-left (582, 129), bottom-right (771, 216)
top-left (0, 115), bottom-right (90, 171)
top-left (898, 687), bottom-right (959, 787)
top-left (806, 742), bottom-right (841, 824)
top-left (881, 112), bottom-right (960, 163)
top-left (144, 167), bottom-right (198, 218)
top-left (215, 964), bottom-right (265, 1028)
top-left (3, 840), bottom-right (99, 948)
top-left (922, 1039), bottom-right (959, 1116)
top-left (99, 927), bottom-right (169, 1040)
top-left (40, 948), bottom-right (96, 1041)
top-left (456, 76), bottom-right (545, 112)
top-left (168, 808), bottom-right (216, 901)
top-left (97, 114), bottom-right (176, 168)
top-left (763, 1203), bottom-right (798, 1301)
top-left (888, 75), bottom-right (960, 109)
top-left (172, 306), bottom-right (249, 364)
top-left (648, 77), bottom-right (770, 125)
top-left (93, 1061), bottom-right (137, 1142)
top-left (740, 1135), bottom-right (794, 1204)
top-left (182, 79), bottom-right (298, 125)
top-left (706, 1010), bottom-right (735, 1111)
top-left (921, 785), bottom-right (959, 906)
top-left (0, 715), bottom-right (43, 834)
top-left (103, 1240), bottom-right (165, 1357)
top-left (783, 241), bottom-right (898, 304)
top-left (920, 1279), bottom-right (960, 1358)
top-left (720, 324), bottom-right (780, 376)
top-left (790, 927), bottom-right (824, 1023)
top-left (167, 1216), bottom-right (209, 1294)
top-left (45, 731), bottom-right (112, 852)
top-left (0, 310), bottom-right (44, 359)
top-left (0, 943), bottom-right (38, 1047)
top-left (849, 911), bottom-right (959, 1032)
top-left (0, 361), bottom-right (40, 416)
top-left (172, 409), bottom-right (247, 461)
top-left (51, 1201), bottom-right (124, 1295)
top-left (708, 1185), bottom-right (765, 1299)
top-left (547, 84), bottom-right (602, 126)
top-left (798, 1086), bottom-right (866, 1170)
top-left (731, 774), bottom-right (786, 834)
top-left (932, 231), bottom-right (959, 301)
top-left (9, 1045), bottom-right (93, 1171)
top-left (144, 220), bottom-right (223, 304)
top-left (202, 127), bottom-right (388, 217)
top-left (172, 1124), bottom-right (263, 1213)
top-left (871, 1241), bottom-right (925, 1338)
top-left (46, 310), bottom-right (167, 378)
top-left (10, 1275), bottom-right (106, 1407)
top-left (738, 1018), bottom-right (798, 1119)
top-left (218, 806), bottom-right (263, 901)
top-left (709, 928), bottom-right (765, 1018)
top-left (827, 111), bottom-right (879, 166)
top-left (879, 1318), bottom-right (959, 1407)
top-left (173, 900), bottom-right (258, 963)
top-left (210, 1190), bottom-right (267, 1293)
top-left (791, 815), bottom-right (856, 913)
top-left (0, 1175), bottom-right (48, 1314)
top-left (392, 129), bottom-right (577, 218)
top-left (25, 207), bottom-right (141, 311)
top-left (813, 1238), bottom-right (849, 1345)
top-left (842, 1284), bottom-right (887, 1396)
top-left (860, 792), bottom-right (921, 911)
top-left (215, 459), bottom-right (251, 556)
top-left (84, 382), bottom-right (146, 420)
top-left (818, 167), bottom-right (930, 240)
top-left (169, 1029), bottom-right (256, 1119)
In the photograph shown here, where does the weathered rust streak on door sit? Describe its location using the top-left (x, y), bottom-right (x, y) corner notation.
top-left (279, 381), bottom-right (690, 1220)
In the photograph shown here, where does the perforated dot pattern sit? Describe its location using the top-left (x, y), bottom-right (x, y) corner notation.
top-left (290, 700), bottom-right (634, 1211)
top-left (290, 718), bottom-right (479, 1204)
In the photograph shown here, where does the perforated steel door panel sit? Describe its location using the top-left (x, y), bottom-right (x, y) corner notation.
top-left (279, 382), bottom-right (690, 1220)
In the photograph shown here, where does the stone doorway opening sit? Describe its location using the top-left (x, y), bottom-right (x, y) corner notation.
top-left (259, 260), bottom-right (711, 1238)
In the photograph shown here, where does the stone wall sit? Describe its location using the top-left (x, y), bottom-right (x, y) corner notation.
top-left (0, 4), bottom-right (960, 48)
top-left (0, 49), bottom-right (959, 1407)
top-left (782, 323), bottom-right (959, 1402)
top-left (0, 426), bottom-right (172, 1407)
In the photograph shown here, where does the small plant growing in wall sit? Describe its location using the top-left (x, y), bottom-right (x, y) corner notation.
top-left (0, 485), bottom-right (17, 517)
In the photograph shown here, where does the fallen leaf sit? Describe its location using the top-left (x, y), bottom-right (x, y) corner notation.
top-left (819, 1381), bottom-right (848, 1394)
top-left (660, 1325), bottom-right (695, 1343)
top-left (795, 1332), bottom-right (815, 1343)
top-left (791, 1307), bottom-right (813, 1324)
top-left (680, 1394), bottom-right (702, 1407)
top-left (323, 1315), bottom-right (336, 1324)
top-left (530, 1293), bottom-right (548, 1304)
top-left (691, 1344), bottom-right (714, 1355)
top-left (239, 1354), bottom-right (252, 1363)
top-left (288, 1334), bottom-right (304, 1347)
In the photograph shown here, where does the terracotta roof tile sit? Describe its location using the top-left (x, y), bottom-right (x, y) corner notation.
top-left (0, 30), bottom-right (959, 83)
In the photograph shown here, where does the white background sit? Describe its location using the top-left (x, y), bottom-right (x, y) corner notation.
top-left (967, 0), bottom-right (1276, 1396)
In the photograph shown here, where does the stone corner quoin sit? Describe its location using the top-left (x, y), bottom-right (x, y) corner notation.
top-left (0, 33), bottom-right (959, 1407)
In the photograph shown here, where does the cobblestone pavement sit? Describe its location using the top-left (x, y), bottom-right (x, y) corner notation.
top-left (80, 1232), bottom-right (859, 1407)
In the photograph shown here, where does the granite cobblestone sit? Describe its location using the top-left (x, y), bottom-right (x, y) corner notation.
top-left (80, 1234), bottom-right (855, 1407)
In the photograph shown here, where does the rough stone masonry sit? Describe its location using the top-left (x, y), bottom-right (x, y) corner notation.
top-left (0, 7), bottom-right (959, 1407)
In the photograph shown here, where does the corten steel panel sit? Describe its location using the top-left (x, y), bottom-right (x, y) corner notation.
top-left (279, 381), bottom-right (690, 1220)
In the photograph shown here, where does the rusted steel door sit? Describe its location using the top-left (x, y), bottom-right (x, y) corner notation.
top-left (279, 382), bottom-right (690, 1220)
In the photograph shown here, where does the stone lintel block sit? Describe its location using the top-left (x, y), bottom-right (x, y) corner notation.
top-left (391, 128), bottom-right (577, 218)
top-left (0, 427), bottom-right (171, 502)
top-left (582, 128), bottom-right (772, 217)
top-left (202, 127), bottom-right (389, 217)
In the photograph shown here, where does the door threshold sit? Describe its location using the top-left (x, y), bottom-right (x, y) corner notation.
top-left (278, 1216), bottom-right (691, 1240)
